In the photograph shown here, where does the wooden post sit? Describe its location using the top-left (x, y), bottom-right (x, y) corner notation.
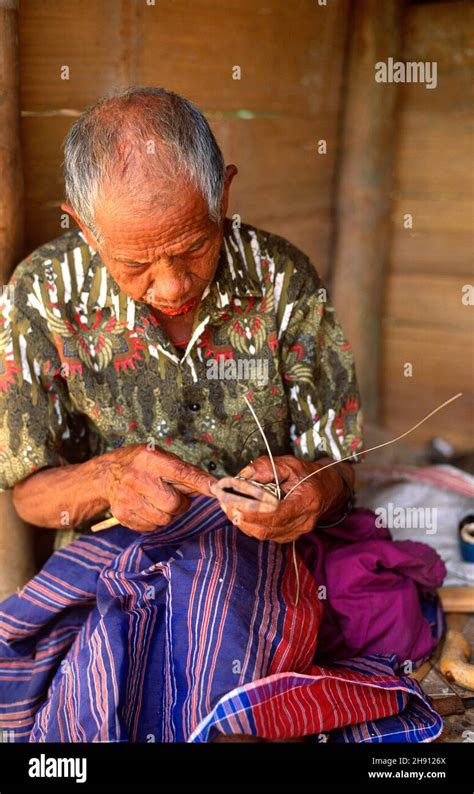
top-left (0, 0), bottom-right (23, 283)
top-left (0, 0), bottom-right (33, 600)
top-left (331, 0), bottom-right (405, 424)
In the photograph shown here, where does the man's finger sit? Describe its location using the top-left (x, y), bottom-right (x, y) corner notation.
top-left (235, 489), bottom-right (302, 525)
top-left (115, 483), bottom-right (187, 527)
top-left (148, 479), bottom-right (192, 515)
top-left (211, 477), bottom-right (279, 513)
top-left (148, 450), bottom-right (218, 497)
top-left (238, 457), bottom-right (282, 484)
top-left (236, 509), bottom-right (310, 542)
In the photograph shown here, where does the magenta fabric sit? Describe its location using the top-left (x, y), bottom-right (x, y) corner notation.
top-left (297, 507), bottom-right (446, 666)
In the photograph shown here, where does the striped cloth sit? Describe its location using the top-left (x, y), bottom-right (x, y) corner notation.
top-left (0, 496), bottom-right (443, 743)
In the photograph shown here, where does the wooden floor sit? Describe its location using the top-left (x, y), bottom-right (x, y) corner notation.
top-left (412, 613), bottom-right (474, 743)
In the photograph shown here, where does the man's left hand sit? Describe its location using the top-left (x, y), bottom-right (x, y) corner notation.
top-left (211, 455), bottom-right (349, 543)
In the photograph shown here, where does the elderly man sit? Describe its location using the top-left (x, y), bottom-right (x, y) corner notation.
top-left (0, 88), bottom-right (444, 744)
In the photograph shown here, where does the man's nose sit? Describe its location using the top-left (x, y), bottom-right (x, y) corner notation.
top-left (150, 257), bottom-right (187, 301)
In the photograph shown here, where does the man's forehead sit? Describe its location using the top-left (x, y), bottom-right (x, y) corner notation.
top-left (109, 217), bottom-right (212, 255)
top-left (97, 198), bottom-right (214, 257)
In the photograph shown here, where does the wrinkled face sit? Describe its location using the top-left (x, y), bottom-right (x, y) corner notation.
top-left (93, 182), bottom-right (227, 316)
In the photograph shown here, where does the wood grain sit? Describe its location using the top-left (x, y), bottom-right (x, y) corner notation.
top-left (16, 0), bottom-right (349, 275)
top-left (0, 0), bottom-right (23, 283)
top-left (382, 0), bottom-right (474, 448)
top-left (439, 588), bottom-right (474, 615)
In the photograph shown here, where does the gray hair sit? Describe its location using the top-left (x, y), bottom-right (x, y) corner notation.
top-left (63, 87), bottom-right (226, 243)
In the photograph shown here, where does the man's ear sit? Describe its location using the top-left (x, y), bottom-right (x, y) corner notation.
top-left (221, 164), bottom-right (238, 218)
top-left (61, 203), bottom-right (99, 251)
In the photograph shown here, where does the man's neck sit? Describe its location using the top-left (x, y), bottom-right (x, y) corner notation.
top-left (149, 306), bottom-right (197, 346)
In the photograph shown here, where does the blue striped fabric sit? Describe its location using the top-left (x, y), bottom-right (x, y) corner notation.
top-left (0, 496), bottom-right (443, 743)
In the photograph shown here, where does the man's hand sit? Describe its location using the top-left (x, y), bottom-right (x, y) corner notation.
top-left (211, 455), bottom-right (351, 543)
top-left (100, 444), bottom-right (218, 532)
top-left (13, 444), bottom-right (218, 533)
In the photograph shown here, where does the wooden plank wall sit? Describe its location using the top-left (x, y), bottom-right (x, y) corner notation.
top-left (17, 0), bottom-right (349, 281)
top-left (382, 0), bottom-right (474, 450)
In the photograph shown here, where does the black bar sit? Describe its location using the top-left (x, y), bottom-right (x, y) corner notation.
top-left (0, 741), bottom-right (472, 794)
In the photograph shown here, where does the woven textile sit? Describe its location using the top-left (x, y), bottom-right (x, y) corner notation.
top-left (0, 497), bottom-right (442, 743)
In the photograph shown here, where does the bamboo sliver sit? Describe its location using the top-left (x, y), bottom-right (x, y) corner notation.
top-left (91, 516), bottom-right (120, 532)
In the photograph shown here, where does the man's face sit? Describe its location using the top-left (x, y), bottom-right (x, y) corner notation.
top-left (93, 183), bottom-right (224, 317)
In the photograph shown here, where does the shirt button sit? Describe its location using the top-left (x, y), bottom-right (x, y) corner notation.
top-left (208, 461), bottom-right (217, 471)
top-left (189, 403), bottom-right (201, 412)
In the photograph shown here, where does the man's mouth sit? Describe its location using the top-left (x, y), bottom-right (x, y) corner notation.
top-left (151, 297), bottom-right (198, 316)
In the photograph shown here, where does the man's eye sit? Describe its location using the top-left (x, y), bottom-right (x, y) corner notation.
top-left (125, 262), bottom-right (148, 269)
top-left (188, 239), bottom-right (206, 253)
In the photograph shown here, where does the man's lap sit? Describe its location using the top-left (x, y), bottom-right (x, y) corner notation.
top-left (0, 496), bottom-right (320, 741)
top-left (0, 496), bottom-right (443, 743)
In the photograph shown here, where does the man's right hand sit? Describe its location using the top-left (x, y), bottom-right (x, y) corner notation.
top-left (12, 444), bottom-right (218, 533)
top-left (100, 444), bottom-right (218, 532)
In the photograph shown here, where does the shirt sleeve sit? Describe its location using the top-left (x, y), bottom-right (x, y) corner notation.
top-left (279, 258), bottom-right (364, 463)
top-left (0, 291), bottom-right (89, 492)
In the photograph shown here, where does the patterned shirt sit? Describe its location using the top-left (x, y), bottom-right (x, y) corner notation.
top-left (0, 218), bottom-right (363, 528)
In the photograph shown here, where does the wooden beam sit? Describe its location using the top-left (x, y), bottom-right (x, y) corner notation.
top-left (331, 0), bottom-right (405, 423)
top-left (0, 1), bottom-right (33, 600)
top-left (440, 587), bottom-right (474, 614)
top-left (0, 0), bottom-right (23, 284)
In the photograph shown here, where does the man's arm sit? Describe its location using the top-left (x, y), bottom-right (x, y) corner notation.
top-left (12, 444), bottom-right (218, 532)
top-left (12, 455), bottom-right (109, 530)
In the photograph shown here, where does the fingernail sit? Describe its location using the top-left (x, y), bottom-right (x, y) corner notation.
top-left (239, 466), bottom-right (255, 478)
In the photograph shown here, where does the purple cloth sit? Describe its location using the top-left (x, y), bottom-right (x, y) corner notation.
top-left (297, 507), bottom-right (446, 666)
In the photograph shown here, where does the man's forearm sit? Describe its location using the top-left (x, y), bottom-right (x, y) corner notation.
top-left (12, 455), bottom-right (110, 530)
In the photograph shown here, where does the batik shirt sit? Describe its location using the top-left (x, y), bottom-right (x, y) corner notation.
top-left (0, 218), bottom-right (363, 528)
